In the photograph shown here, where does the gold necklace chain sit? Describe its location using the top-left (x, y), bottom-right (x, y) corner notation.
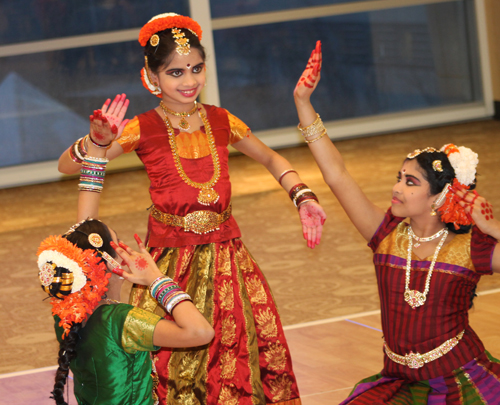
top-left (159, 103), bottom-right (221, 206)
top-left (160, 101), bottom-right (198, 131)
top-left (404, 226), bottom-right (448, 309)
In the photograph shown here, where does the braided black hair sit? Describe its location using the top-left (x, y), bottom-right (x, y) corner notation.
top-left (46, 219), bottom-right (115, 404)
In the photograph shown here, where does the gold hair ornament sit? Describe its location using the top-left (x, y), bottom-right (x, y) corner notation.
top-left (172, 28), bottom-right (190, 55)
top-left (150, 34), bottom-right (160, 47)
top-left (432, 160), bottom-right (443, 172)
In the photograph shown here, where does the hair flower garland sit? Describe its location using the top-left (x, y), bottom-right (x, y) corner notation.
top-left (37, 235), bottom-right (111, 338)
top-left (138, 13), bottom-right (202, 47)
top-left (440, 143), bottom-right (478, 186)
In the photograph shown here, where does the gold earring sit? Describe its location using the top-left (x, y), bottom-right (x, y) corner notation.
top-left (430, 204), bottom-right (437, 216)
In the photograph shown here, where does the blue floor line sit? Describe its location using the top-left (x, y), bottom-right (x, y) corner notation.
top-left (345, 319), bottom-right (382, 333)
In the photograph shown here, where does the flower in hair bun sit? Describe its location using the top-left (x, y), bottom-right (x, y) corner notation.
top-left (37, 235), bottom-right (110, 338)
top-left (440, 144), bottom-right (478, 186)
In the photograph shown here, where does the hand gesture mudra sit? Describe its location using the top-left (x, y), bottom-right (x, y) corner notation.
top-left (294, 40), bottom-right (322, 100)
top-left (110, 234), bottom-right (163, 285)
top-left (451, 185), bottom-right (496, 234)
top-left (89, 94), bottom-right (130, 146)
top-left (299, 200), bottom-right (326, 249)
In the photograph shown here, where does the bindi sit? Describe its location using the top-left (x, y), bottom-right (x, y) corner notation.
top-left (186, 63), bottom-right (191, 69)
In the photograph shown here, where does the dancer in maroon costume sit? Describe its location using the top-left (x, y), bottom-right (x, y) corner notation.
top-left (294, 41), bottom-right (500, 404)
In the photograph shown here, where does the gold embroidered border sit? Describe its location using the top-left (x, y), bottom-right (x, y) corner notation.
top-left (121, 307), bottom-right (162, 354)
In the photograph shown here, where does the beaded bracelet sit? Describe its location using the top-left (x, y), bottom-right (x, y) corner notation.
top-left (297, 114), bottom-right (326, 138)
top-left (149, 276), bottom-right (191, 314)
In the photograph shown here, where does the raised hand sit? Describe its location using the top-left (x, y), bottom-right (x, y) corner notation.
top-left (294, 40), bottom-right (322, 100)
top-left (109, 234), bottom-right (163, 285)
top-left (451, 185), bottom-right (497, 234)
top-left (100, 93), bottom-right (130, 140)
top-left (299, 200), bottom-right (326, 249)
top-left (89, 109), bottom-right (118, 147)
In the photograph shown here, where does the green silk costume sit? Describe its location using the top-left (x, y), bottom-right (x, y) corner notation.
top-left (55, 303), bottom-right (162, 405)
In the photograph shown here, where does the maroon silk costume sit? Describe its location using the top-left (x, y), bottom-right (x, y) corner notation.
top-left (341, 209), bottom-right (500, 404)
top-left (118, 105), bottom-right (301, 405)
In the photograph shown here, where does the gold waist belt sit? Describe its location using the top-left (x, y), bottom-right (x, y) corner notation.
top-left (383, 330), bottom-right (465, 369)
top-left (150, 203), bottom-right (232, 235)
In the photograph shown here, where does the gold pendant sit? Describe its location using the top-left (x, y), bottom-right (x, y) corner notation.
top-left (179, 117), bottom-right (190, 131)
top-left (404, 290), bottom-right (426, 309)
top-left (197, 188), bottom-right (219, 206)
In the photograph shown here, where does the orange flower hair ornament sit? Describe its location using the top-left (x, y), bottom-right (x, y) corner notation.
top-left (37, 235), bottom-right (111, 338)
top-left (138, 13), bottom-right (202, 47)
top-left (139, 13), bottom-right (203, 97)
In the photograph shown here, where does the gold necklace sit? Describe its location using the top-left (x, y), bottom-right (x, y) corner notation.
top-left (404, 227), bottom-right (448, 309)
top-left (160, 101), bottom-right (198, 131)
top-left (407, 226), bottom-right (447, 248)
top-left (159, 104), bottom-right (221, 206)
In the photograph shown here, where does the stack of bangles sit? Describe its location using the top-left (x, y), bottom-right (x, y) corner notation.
top-left (149, 276), bottom-right (192, 314)
top-left (297, 113), bottom-right (327, 144)
top-left (69, 134), bottom-right (111, 164)
top-left (78, 156), bottom-right (109, 193)
top-left (289, 183), bottom-right (319, 208)
top-left (69, 136), bottom-right (88, 164)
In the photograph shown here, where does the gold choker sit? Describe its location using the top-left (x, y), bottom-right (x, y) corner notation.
top-left (160, 101), bottom-right (198, 131)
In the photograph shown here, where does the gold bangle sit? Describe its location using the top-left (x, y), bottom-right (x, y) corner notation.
top-left (305, 130), bottom-right (326, 144)
top-left (298, 114), bottom-right (326, 138)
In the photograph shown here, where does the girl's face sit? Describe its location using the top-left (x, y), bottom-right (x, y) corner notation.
top-left (391, 159), bottom-right (436, 219)
top-left (152, 49), bottom-right (206, 108)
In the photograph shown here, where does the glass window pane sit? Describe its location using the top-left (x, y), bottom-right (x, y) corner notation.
top-left (214, 2), bottom-right (481, 132)
top-left (0, 0), bottom-right (188, 45)
top-left (0, 42), bottom-right (158, 167)
top-left (211, 0), bottom-right (378, 18)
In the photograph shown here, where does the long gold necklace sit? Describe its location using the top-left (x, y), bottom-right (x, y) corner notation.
top-left (160, 101), bottom-right (198, 131)
top-left (404, 226), bottom-right (448, 309)
top-left (159, 103), bottom-right (221, 206)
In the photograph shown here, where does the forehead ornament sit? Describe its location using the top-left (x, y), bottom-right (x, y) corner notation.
top-left (432, 160), bottom-right (443, 172)
top-left (172, 28), bottom-right (190, 55)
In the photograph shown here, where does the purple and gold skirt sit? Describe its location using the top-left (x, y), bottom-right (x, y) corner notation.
top-left (340, 351), bottom-right (500, 404)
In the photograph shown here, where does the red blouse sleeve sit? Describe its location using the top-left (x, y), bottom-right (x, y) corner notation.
top-left (471, 225), bottom-right (498, 275)
top-left (368, 208), bottom-right (405, 252)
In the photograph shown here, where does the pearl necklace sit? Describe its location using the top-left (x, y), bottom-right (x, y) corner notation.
top-left (407, 226), bottom-right (447, 248)
top-left (160, 101), bottom-right (198, 131)
top-left (404, 226), bottom-right (448, 309)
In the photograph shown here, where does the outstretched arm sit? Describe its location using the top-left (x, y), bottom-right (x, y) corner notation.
top-left (58, 94), bottom-right (129, 174)
top-left (232, 133), bottom-right (326, 248)
top-left (294, 41), bottom-right (384, 242)
top-left (111, 236), bottom-right (215, 348)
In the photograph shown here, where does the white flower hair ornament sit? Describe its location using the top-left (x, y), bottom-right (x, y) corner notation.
top-left (441, 144), bottom-right (479, 186)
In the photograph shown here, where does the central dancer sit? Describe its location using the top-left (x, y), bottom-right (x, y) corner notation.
top-left (58, 12), bottom-right (326, 405)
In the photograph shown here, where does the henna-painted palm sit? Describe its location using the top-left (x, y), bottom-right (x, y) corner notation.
top-left (452, 186), bottom-right (496, 234)
top-left (91, 94), bottom-right (130, 145)
top-left (294, 40), bottom-right (322, 98)
top-left (299, 200), bottom-right (327, 249)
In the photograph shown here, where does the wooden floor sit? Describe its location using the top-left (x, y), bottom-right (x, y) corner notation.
top-left (1, 119), bottom-right (500, 404)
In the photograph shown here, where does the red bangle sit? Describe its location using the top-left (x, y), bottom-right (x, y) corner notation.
top-left (289, 183), bottom-right (307, 200)
top-left (278, 169), bottom-right (297, 186)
